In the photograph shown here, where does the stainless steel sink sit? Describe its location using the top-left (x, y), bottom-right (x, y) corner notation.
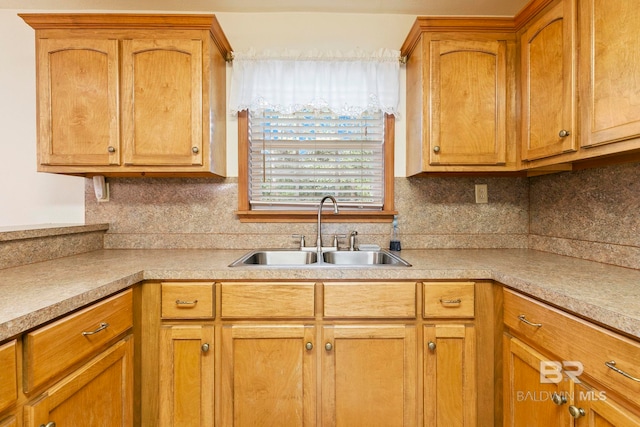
top-left (229, 249), bottom-right (318, 266)
top-left (229, 248), bottom-right (411, 267)
top-left (322, 250), bottom-right (412, 266)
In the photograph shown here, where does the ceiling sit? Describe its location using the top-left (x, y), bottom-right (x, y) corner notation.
top-left (3, 0), bottom-right (530, 17)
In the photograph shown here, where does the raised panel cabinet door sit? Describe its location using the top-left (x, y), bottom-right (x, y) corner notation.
top-left (521, 0), bottom-right (577, 161)
top-left (423, 324), bottom-right (476, 427)
top-left (121, 38), bottom-right (203, 166)
top-left (159, 325), bottom-right (214, 427)
top-left (429, 39), bottom-right (507, 166)
top-left (24, 336), bottom-right (133, 427)
top-left (503, 336), bottom-right (572, 427)
top-left (322, 325), bottom-right (417, 427)
top-left (220, 325), bottom-right (316, 427)
top-left (574, 383), bottom-right (640, 427)
top-left (37, 38), bottom-right (120, 166)
top-left (579, 0), bottom-right (640, 147)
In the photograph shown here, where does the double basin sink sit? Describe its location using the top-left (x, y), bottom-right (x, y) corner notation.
top-left (229, 248), bottom-right (411, 267)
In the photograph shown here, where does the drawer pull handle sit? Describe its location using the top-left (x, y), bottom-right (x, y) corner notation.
top-left (82, 322), bottom-right (109, 336)
top-left (518, 314), bottom-right (542, 328)
top-left (40, 423), bottom-right (56, 427)
top-left (605, 360), bottom-right (640, 382)
top-left (176, 299), bottom-right (198, 305)
top-left (440, 298), bottom-right (462, 305)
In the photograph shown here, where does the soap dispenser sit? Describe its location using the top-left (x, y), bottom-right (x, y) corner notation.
top-left (389, 216), bottom-right (401, 251)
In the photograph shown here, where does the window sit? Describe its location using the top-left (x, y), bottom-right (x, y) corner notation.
top-left (249, 109), bottom-right (385, 210)
top-left (237, 110), bottom-right (396, 222)
top-left (230, 48), bottom-right (400, 222)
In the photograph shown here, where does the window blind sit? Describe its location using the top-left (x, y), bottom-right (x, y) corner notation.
top-left (249, 109), bottom-right (385, 210)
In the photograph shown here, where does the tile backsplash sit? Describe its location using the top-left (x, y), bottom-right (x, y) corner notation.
top-left (85, 162), bottom-right (640, 270)
top-left (86, 176), bottom-right (529, 251)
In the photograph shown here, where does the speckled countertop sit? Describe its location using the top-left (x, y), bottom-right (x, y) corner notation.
top-left (1, 248), bottom-right (639, 341)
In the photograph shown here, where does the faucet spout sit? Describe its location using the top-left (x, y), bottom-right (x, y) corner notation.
top-left (316, 195), bottom-right (339, 253)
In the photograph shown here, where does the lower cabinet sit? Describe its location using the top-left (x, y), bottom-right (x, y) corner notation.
top-left (159, 325), bottom-right (215, 427)
top-left (322, 325), bottom-right (416, 426)
top-left (148, 280), bottom-right (486, 426)
top-left (503, 288), bottom-right (640, 426)
top-left (24, 335), bottom-right (134, 427)
top-left (220, 324), bottom-right (316, 426)
top-left (424, 324), bottom-right (476, 427)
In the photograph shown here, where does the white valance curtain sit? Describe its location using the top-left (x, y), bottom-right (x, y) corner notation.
top-left (228, 48), bottom-right (401, 116)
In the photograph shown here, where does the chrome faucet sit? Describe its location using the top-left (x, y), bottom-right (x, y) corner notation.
top-left (316, 195), bottom-right (339, 254)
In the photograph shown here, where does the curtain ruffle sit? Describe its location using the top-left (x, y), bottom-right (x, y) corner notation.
top-left (229, 48), bottom-right (400, 116)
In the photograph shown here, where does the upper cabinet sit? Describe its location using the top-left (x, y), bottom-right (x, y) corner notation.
top-left (520, 0), bottom-right (577, 162)
top-left (20, 14), bottom-right (232, 177)
top-left (578, 0), bottom-right (640, 149)
top-left (401, 18), bottom-right (519, 175)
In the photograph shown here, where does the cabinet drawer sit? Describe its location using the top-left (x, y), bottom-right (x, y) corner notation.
top-left (504, 289), bottom-right (640, 400)
top-left (423, 282), bottom-right (475, 318)
top-left (323, 282), bottom-right (416, 318)
top-left (161, 282), bottom-right (214, 319)
top-left (0, 340), bottom-right (17, 413)
top-left (221, 282), bottom-right (315, 318)
top-left (24, 289), bottom-right (132, 392)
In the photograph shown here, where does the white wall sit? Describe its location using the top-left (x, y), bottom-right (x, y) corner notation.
top-left (0, 10), bottom-right (414, 227)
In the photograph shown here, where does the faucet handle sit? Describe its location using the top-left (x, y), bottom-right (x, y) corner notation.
top-left (292, 234), bottom-right (306, 249)
top-left (332, 234), bottom-right (347, 250)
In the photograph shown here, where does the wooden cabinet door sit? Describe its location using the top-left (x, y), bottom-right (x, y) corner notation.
top-left (429, 39), bottom-right (507, 166)
top-left (574, 383), bottom-right (640, 426)
top-left (579, 0), bottom-right (640, 148)
top-left (521, 0), bottom-right (577, 161)
top-left (322, 325), bottom-right (417, 427)
top-left (121, 38), bottom-right (203, 167)
top-left (159, 325), bottom-right (214, 427)
top-left (24, 336), bottom-right (133, 427)
top-left (503, 336), bottom-right (572, 427)
top-left (424, 324), bottom-right (476, 427)
top-left (37, 38), bottom-right (119, 167)
top-left (220, 325), bottom-right (316, 427)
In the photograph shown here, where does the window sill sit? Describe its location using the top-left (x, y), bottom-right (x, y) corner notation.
top-left (235, 210), bottom-right (398, 223)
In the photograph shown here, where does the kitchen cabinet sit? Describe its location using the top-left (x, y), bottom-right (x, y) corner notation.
top-left (0, 340), bottom-right (17, 414)
top-left (220, 324), bottom-right (316, 426)
top-left (159, 325), bottom-right (215, 427)
top-left (503, 288), bottom-right (640, 425)
top-left (16, 289), bottom-right (134, 427)
top-left (578, 0), bottom-right (640, 151)
top-left (423, 282), bottom-right (476, 427)
top-left (520, 0), bottom-right (577, 162)
top-left (20, 14), bottom-right (232, 177)
top-left (24, 336), bottom-right (134, 427)
top-left (158, 282), bottom-right (215, 426)
top-left (141, 280), bottom-right (496, 426)
top-left (401, 18), bottom-right (518, 175)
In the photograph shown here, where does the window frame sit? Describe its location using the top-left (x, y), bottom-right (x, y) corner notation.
top-left (236, 110), bottom-right (397, 223)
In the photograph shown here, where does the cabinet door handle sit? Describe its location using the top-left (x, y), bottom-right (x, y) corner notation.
top-left (518, 314), bottom-right (542, 328)
top-left (428, 341), bottom-right (436, 352)
top-left (568, 405), bottom-right (585, 419)
top-left (605, 360), bottom-right (640, 382)
top-left (305, 342), bottom-right (313, 351)
top-left (82, 322), bottom-right (109, 336)
top-left (551, 392), bottom-right (567, 406)
top-left (433, 145), bottom-right (441, 153)
top-left (192, 146), bottom-right (200, 154)
top-left (40, 422), bottom-right (56, 427)
top-left (201, 343), bottom-right (210, 353)
top-left (558, 129), bottom-right (571, 138)
top-left (325, 342), bottom-right (333, 351)
top-left (176, 299), bottom-right (198, 305)
top-left (107, 146), bottom-right (116, 153)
